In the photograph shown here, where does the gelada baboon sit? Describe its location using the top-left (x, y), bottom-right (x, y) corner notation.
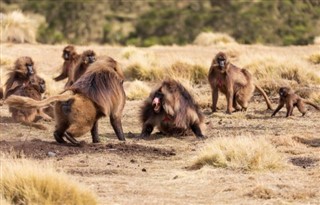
top-left (54, 45), bottom-right (80, 88)
top-left (208, 52), bottom-right (273, 114)
top-left (8, 75), bottom-right (51, 130)
top-left (4, 56), bottom-right (37, 99)
top-left (6, 57), bottom-right (126, 145)
top-left (271, 87), bottom-right (320, 117)
top-left (139, 79), bottom-right (205, 139)
top-left (71, 50), bottom-right (96, 85)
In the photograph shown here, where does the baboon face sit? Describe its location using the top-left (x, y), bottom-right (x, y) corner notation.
top-left (152, 91), bottom-right (164, 113)
top-left (215, 52), bottom-right (228, 71)
top-left (82, 50), bottom-right (96, 65)
top-left (15, 56), bottom-right (35, 77)
top-left (62, 45), bottom-right (76, 60)
top-left (30, 76), bottom-right (46, 94)
top-left (279, 87), bottom-right (289, 97)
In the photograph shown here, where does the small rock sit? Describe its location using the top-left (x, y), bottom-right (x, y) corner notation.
top-left (173, 175), bottom-right (178, 180)
top-left (47, 151), bottom-right (56, 157)
top-left (130, 159), bottom-right (136, 163)
top-left (142, 168), bottom-right (147, 172)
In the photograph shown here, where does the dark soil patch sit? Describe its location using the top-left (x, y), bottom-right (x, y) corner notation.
top-left (290, 157), bottom-right (319, 168)
top-left (0, 139), bottom-right (176, 160)
top-left (293, 136), bottom-right (320, 147)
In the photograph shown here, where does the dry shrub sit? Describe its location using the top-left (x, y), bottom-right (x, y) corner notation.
top-left (124, 80), bottom-right (151, 100)
top-left (246, 185), bottom-right (276, 199)
top-left (308, 52), bottom-right (320, 64)
top-left (0, 11), bottom-right (44, 44)
top-left (193, 32), bottom-right (238, 46)
top-left (314, 36), bottom-right (320, 45)
top-left (309, 91), bottom-right (320, 104)
top-left (242, 55), bottom-right (320, 92)
top-left (193, 136), bottom-right (285, 171)
top-left (0, 156), bottom-right (97, 205)
top-left (168, 61), bottom-right (208, 84)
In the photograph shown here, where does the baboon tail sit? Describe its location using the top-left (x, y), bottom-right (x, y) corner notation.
top-left (305, 101), bottom-right (320, 110)
top-left (20, 121), bottom-right (47, 130)
top-left (5, 91), bottom-right (73, 109)
top-left (255, 85), bottom-right (273, 110)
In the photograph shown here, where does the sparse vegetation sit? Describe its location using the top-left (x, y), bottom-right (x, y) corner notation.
top-left (193, 32), bottom-right (237, 46)
top-left (124, 80), bottom-right (151, 100)
top-left (0, 155), bottom-right (97, 205)
top-left (308, 52), bottom-right (320, 64)
top-left (193, 136), bottom-right (285, 171)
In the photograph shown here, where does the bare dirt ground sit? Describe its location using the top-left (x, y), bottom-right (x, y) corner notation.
top-left (1, 43), bottom-right (320, 204)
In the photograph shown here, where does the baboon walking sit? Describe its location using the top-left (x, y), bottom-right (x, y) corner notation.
top-left (208, 52), bottom-right (273, 114)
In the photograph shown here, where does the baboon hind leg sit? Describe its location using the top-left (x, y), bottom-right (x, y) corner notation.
top-left (110, 114), bottom-right (125, 141)
top-left (297, 101), bottom-right (306, 116)
top-left (190, 123), bottom-right (204, 138)
top-left (233, 94), bottom-right (241, 112)
top-left (64, 132), bottom-right (80, 146)
top-left (91, 120), bottom-right (100, 143)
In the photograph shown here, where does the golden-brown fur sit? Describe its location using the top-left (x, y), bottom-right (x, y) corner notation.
top-left (6, 57), bottom-right (126, 145)
top-left (4, 56), bottom-right (37, 99)
top-left (139, 79), bottom-right (205, 138)
top-left (71, 50), bottom-right (96, 85)
top-left (272, 87), bottom-right (320, 117)
top-left (208, 52), bottom-right (273, 114)
top-left (54, 45), bottom-right (80, 88)
top-left (8, 75), bottom-right (51, 130)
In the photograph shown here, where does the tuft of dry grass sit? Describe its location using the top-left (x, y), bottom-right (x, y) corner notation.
top-left (314, 36), bottom-right (320, 45)
top-left (308, 52), bottom-right (320, 64)
top-left (124, 80), bottom-right (151, 100)
top-left (193, 32), bottom-right (238, 46)
top-left (193, 136), bottom-right (285, 171)
top-left (0, 11), bottom-right (43, 44)
top-left (0, 155), bottom-right (97, 205)
top-left (168, 61), bottom-right (208, 84)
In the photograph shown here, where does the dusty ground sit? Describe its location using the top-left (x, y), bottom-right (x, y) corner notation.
top-left (0, 44), bottom-right (320, 205)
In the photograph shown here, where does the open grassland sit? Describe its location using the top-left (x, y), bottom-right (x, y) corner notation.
top-left (0, 43), bottom-right (320, 204)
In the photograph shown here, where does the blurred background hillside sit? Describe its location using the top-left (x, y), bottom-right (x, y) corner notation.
top-left (1, 0), bottom-right (320, 46)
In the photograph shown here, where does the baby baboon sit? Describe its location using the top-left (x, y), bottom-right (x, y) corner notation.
top-left (139, 79), bottom-right (205, 139)
top-left (4, 56), bottom-right (37, 99)
top-left (208, 52), bottom-right (273, 114)
top-left (8, 75), bottom-right (51, 130)
top-left (271, 87), bottom-right (320, 117)
top-left (54, 45), bottom-right (80, 88)
top-left (6, 57), bottom-right (126, 145)
top-left (71, 50), bottom-right (96, 85)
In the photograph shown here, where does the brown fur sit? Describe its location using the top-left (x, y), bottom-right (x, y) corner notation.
top-left (272, 87), bottom-right (320, 117)
top-left (54, 45), bottom-right (80, 88)
top-left (208, 52), bottom-right (273, 114)
top-left (4, 56), bottom-right (37, 99)
top-left (139, 79), bottom-right (205, 138)
top-left (8, 75), bottom-right (51, 130)
top-left (71, 50), bottom-right (96, 85)
top-left (6, 57), bottom-right (126, 145)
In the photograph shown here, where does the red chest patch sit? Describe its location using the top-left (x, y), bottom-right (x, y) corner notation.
top-left (162, 115), bottom-right (173, 122)
top-left (217, 78), bottom-right (223, 87)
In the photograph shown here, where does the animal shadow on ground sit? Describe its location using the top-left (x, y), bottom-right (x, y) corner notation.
top-left (290, 156), bottom-right (319, 169)
top-left (293, 136), bottom-right (320, 147)
top-left (0, 138), bottom-right (176, 160)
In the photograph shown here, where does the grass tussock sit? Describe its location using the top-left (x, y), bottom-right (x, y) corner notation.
top-left (308, 52), bottom-right (320, 64)
top-left (0, 156), bottom-right (97, 205)
top-left (193, 32), bottom-right (238, 46)
top-left (242, 55), bottom-right (320, 91)
top-left (193, 136), bottom-right (285, 171)
top-left (124, 80), bottom-right (151, 100)
top-left (314, 36), bottom-right (320, 45)
top-left (0, 11), bottom-right (43, 44)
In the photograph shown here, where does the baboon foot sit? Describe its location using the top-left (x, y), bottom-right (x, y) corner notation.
top-left (241, 107), bottom-right (247, 112)
top-left (54, 131), bottom-right (66, 143)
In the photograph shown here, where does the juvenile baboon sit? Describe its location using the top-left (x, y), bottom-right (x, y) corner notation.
top-left (8, 75), bottom-right (51, 130)
top-left (4, 56), bottom-right (37, 99)
top-left (208, 52), bottom-right (273, 114)
top-left (54, 45), bottom-right (80, 88)
top-left (139, 79), bottom-right (205, 139)
top-left (6, 57), bottom-right (126, 145)
top-left (271, 87), bottom-right (320, 117)
top-left (71, 50), bottom-right (96, 85)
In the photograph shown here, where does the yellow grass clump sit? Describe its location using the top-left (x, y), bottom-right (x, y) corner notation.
top-left (314, 36), bottom-right (320, 45)
top-left (193, 32), bottom-right (238, 46)
top-left (308, 52), bottom-right (320, 64)
top-left (168, 61), bottom-right (208, 84)
top-left (0, 11), bottom-right (43, 44)
top-left (0, 156), bottom-right (97, 205)
top-left (124, 80), bottom-right (151, 100)
top-left (193, 136), bottom-right (285, 171)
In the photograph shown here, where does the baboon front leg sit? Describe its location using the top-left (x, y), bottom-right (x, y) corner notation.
top-left (271, 103), bottom-right (284, 117)
top-left (110, 115), bottom-right (125, 141)
top-left (226, 89), bottom-right (234, 114)
top-left (190, 123), bottom-right (204, 138)
top-left (139, 123), bottom-right (154, 138)
top-left (211, 87), bottom-right (219, 112)
top-left (64, 132), bottom-right (80, 146)
top-left (91, 120), bottom-right (100, 143)
top-left (286, 103), bottom-right (294, 117)
top-left (54, 130), bottom-right (67, 143)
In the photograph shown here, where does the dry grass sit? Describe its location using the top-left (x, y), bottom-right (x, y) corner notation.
top-left (124, 80), bottom-right (151, 100)
top-left (314, 36), bottom-right (320, 45)
top-left (193, 32), bottom-right (238, 46)
top-left (0, 11), bottom-right (43, 44)
top-left (308, 52), bottom-right (320, 64)
top-left (193, 136), bottom-right (285, 171)
top-left (0, 154), bottom-right (97, 205)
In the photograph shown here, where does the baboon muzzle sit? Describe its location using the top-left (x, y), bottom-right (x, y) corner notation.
top-left (27, 65), bottom-right (34, 76)
top-left (63, 53), bottom-right (70, 60)
top-left (88, 56), bottom-right (96, 63)
top-left (152, 97), bottom-right (161, 113)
